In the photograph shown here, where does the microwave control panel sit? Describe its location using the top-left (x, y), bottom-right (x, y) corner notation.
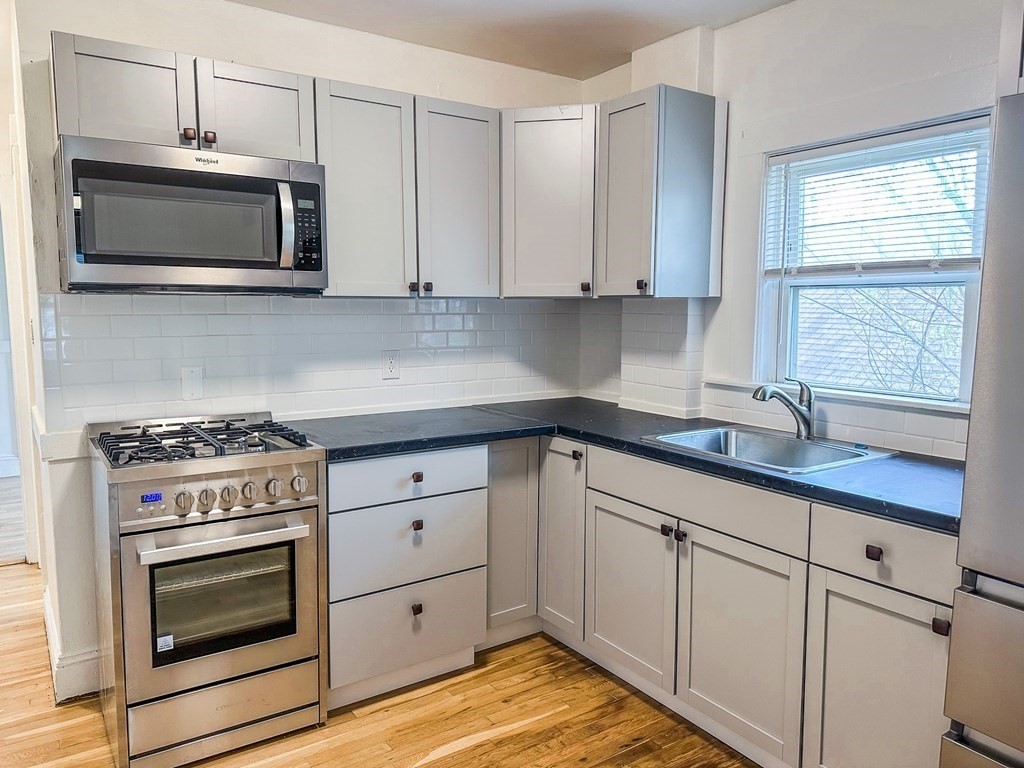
top-left (291, 182), bottom-right (323, 272)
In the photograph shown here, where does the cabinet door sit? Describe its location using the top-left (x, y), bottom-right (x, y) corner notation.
top-left (415, 97), bottom-right (500, 298)
top-left (486, 439), bottom-right (539, 628)
top-left (51, 32), bottom-right (197, 148)
top-left (316, 81), bottom-right (417, 297)
top-left (196, 58), bottom-right (315, 161)
top-left (501, 105), bottom-right (595, 297)
top-left (538, 437), bottom-right (587, 640)
top-left (677, 524), bottom-right (806, 767)
top-left (803, 566), bottom-right (951, 768)
top-left (595, 87), bottom-right (658, 297)
top-left (585, 490), bottom-right (676, 690)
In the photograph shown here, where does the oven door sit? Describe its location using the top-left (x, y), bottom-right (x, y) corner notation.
top-left (121, 507), bottom-right (319, 704)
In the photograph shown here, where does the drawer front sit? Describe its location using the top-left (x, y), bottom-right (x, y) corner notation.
top-left (810, 503), bottom-right (959, 604)
top-left (944, 588), bottom-right (1024, 753)
top-left (329, 489), bottom-right (488, 601)
top-left (328, 567), bottom-right (487, 689)
top-left (940, 736), bottom-right (1018, 768)
top-left (587, 447), bottom-right (810, 559)
top-left (128, 660), bottom-right (318, 756)
top-left (328, 446), bottom-right (488, 512)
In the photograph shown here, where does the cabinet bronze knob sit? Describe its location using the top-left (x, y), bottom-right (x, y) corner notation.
top-left (412, 471), bottom-right (424, 483)
top-left (182, 127), bottom-right (197, 141)
top-left (636, 279), bottom-right (648, 291)
top-left (409, 281), bottom-right (419, 292)
top-left (572, 450), bottom-right (583, 461)
top-left (659, 523), bottom-right (673, 537)
top-left (581, 281), bottom-right (591, 293)
top-left (422, 282), bottom-right (434, 292)
top-left (931, 617), bottom-right (951, 636)
top-left (865, 544), bottom-right (883, 562)
top-left (411, 603), bottom-right (423, 617)
top-left (412, 519), bottom-right (424, 531)
top-left (674, 529), bottom-right (687, 542)
top-left (203, 130), bottom-right (217, 144)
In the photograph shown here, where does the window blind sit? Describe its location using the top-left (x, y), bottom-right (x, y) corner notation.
top-left (763, 124), bottom-right (990, 276)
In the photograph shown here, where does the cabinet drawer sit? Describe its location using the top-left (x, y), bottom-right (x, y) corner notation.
top-left (329, 489), bottom-right (487, 601)
top-left (328, 446), bottom-right (488, 512)
top-left (810, 504), bottom-right (959, 604)
top-left (587, 447), bottom-right (810, 558)
top-left (328, 567), bottom-right (487, 689)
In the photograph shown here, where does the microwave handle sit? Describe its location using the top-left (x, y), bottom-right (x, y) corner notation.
top-left (278, 181), bottom-right (295, 269)
top-left (137, 522), bottom-right (310, 566)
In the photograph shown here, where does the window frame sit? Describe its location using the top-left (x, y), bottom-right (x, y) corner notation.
top-left (756, 115), bottom-right (991, 407)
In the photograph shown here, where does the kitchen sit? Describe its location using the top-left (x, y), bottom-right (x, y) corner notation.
top-left (0, 0), bottom-right (1018, 767)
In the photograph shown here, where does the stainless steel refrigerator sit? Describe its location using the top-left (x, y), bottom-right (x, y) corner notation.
top-left (941, 92), bottom-right (1024, 768)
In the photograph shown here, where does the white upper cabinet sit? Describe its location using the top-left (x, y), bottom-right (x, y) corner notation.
top-left (595, 84), bottom-right (726, 298)
top-left (315, 81), bottom-right (418, 297)
top-left (501, 105), bottom-right (596, 297)
top-left (195, 58), bottom-right (315, 161)
top-left (51, 33), bottom-right (314, 162)
top-left (415, 97), bottom-right (500, 298)
top-left (999, 0), bottom-right (1024, 96)
top-left (51, 32), bottom-right (198, 148)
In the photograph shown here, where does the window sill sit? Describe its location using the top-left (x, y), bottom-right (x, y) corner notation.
top-left (702, 377), bottom-right (970, 416)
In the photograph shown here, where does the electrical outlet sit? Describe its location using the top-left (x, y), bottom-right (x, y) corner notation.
top-left (382, 350), bottom-right (400, 380)
top-left (181, 366), bottom-right (203, 400)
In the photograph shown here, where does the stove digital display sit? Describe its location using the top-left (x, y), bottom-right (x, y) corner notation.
top-left (141, 492), bottom-right (163, 503)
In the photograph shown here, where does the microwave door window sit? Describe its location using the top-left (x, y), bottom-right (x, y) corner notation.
top-left (76, 177), bottom-right (279, 269)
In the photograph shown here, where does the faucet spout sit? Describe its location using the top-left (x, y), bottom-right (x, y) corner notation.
top-left (752, 380), bottom-right (815, 440)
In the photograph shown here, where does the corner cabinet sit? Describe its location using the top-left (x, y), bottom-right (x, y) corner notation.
top-left (538, 437), bottom-right (587, 640)
top-left (677, 524), bottom-right (806, 768)
top-left (501, 105), bottom-right (596, 297)
top-left (51, 32), bottom-right (315, 162)
top-left (802, 566), bottom-right (951, 768)
top-left (486, 438), bottom-right (539, 628)
top-left (595, 84), bottom-right (726, 298)
top-left (415, 97), bottom-right (500, 298)
top-left (315, 81), bottom-right (418, 297)
top-left (584, 490), bottom-right (677, 691)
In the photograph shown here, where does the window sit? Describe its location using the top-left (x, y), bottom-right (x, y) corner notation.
top-left (759, 120), bottom-right (990, 403)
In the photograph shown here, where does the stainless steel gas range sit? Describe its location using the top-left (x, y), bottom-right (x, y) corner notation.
top-left (88, 413), bottom-right (327, 768)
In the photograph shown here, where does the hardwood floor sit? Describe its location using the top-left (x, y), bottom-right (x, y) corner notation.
top-left (0, 562), bottom-right (756, 768)
top-left (0, 476), bottom-right (25, 565)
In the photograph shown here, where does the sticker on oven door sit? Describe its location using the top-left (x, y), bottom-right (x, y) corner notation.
top-left (156, 635), bottom-right (174, 652)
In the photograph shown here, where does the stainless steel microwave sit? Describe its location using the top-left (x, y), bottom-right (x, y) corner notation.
top-left (55, 135), bottom-right (327, 294)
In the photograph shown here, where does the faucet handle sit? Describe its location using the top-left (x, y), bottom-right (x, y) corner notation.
top-left (784, 377), bottom-right (814, 408)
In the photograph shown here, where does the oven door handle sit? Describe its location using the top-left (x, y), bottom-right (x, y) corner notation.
top-left (278, 181), bottom-right (295, 270)
top-left (137, 523), bottom-right (310, 566)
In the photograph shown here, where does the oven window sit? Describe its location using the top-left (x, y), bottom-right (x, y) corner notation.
top-left (149, 544), bottom-right (297, 667)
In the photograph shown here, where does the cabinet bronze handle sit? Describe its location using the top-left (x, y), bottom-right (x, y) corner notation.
top-left (931, 617), bottom-right (951, 636)
top-left (581, 281), bottom-right (591, 293)
top-left (409, 281), bottom-right (419, 292)
top-left (422, 282), bottom-right (434, 292)
top-left (571, 450), bottom-right (583, 461)
top-left (412, 471), bottom-right (424, 483)
top-left (674, 529), bottom-right (687, 542)
top-left (659, 523), bottom-right (673, 537)
top-left (636, 279), bottom-right (648, 291)
top-left (182, 127), bottom-right (197, 141)
top-left (203, 130), bottom-right (217, 144)
top-left (411, 603), bottom-right (423, 617)
top-left (865, 544), bottom-right (883, 562)
top-left (412, 519), bottom-right (424, 531)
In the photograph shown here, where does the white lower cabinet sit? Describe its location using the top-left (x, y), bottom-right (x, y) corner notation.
top-left (486, 439), bottom-right (539, 628)
top-left (802, 565), bottom-right (952, 768)
top-left (584, 490), bottom-right (676, 691)
top-left (538, 437), bottom-right (587, 640)
top-left (677, 524), bottom-right (807, 767)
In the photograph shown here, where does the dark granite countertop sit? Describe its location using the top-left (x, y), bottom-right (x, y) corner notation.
top-left (288, 397), bottom-right (964, 535)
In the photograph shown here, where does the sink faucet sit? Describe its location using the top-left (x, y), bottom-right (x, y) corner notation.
top-left (752, 378), bottom-right (815, 440)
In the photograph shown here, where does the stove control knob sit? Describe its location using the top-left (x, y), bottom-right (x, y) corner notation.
top-left (241, 482), bottom-right (258, 501)
top-left (266, 479), bottom-right (283, 497)
top-left (221, 486), bottom-right (239, 505)
top-left (174, 491), bottom-right (195, 513)
top-left (291, 475), bottom-right (309, 494)
top-left (198, 488), bottom-right (217, 507)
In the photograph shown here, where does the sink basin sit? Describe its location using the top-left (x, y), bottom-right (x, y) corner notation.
top-left (642, 426), bottom-right (894, 475)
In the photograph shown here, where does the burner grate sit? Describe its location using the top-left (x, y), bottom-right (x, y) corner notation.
top-left (96, 418), bottom-right (310, 466)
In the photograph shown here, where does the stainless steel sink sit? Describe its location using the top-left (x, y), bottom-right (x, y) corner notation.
top-left (642, 426), bottom-right (895, 474)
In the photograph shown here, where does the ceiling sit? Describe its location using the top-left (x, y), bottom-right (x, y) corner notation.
top-left (228, 0), bottom-right (793, 79)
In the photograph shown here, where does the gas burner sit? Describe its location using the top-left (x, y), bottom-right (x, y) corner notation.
top-left (94, 414), bottom-right (312, 467)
